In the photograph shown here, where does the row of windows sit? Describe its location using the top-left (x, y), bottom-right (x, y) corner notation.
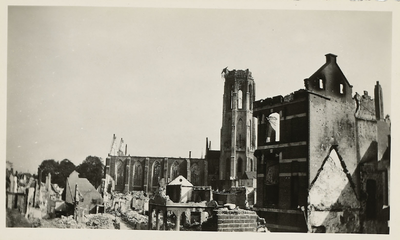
top-left (318, 78), bottom-right (345, 94)
top-left (115, 160), bottom-right (202, 187)
top-left (228, 84), bottom-right (254, 110)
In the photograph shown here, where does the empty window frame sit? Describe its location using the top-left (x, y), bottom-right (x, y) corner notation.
top-left (319, 79), bottom-right (324, 89)
top-left (266, 112), bottom-right (280, 143)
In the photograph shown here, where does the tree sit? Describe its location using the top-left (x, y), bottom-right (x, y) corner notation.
top-left (38, 159), bottom-right (76, 188)
top-left (38, 159), bottom-right (59, 184)
top-left (76, 156), bottom-right (104, 188)
top-left (57, 159), bottom-right (76, 188)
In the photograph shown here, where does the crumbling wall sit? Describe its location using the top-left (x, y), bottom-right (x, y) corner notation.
top-left (202, 209), bottom-right (258, 232)
top-left (308, 148), bottom-right (360, 233)
top-left (308, 94), bottom-right (357, 187)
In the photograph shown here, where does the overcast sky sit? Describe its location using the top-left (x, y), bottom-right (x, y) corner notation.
top-left (6, 6), bottom-right (392, 174)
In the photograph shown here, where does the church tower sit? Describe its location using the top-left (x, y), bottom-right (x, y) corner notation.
top-left (220, 68), bottom-right (257, 182)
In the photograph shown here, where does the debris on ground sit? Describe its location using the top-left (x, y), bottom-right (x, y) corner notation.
top-left (85, 214), bottom-right (115, 229)
top-left (52, 215), bottom-right (81, 229)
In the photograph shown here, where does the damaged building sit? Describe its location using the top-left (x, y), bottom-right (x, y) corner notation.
top-left (252, 54), bottom-right (390, 233)
top-left (103, 53), bottom-right (390, 233)
top-left (104, 137), bottom-right (208, 196)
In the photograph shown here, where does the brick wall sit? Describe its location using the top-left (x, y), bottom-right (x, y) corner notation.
top-left (202, 209), bottom-right (258, 232)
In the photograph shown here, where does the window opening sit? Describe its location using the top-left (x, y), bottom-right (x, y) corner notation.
top-left (266, 113), bottom-right (280, 142)
top-left (238, 90), bottom-right (243, 109)
top-left (319, 79), bottom-right (324, 89)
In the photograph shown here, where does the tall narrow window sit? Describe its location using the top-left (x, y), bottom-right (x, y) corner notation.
top-left (319, 79), bottom-right (324, 89)
top-left (249, 158), bottom-right (253, 171)
top-left (152, 161), bottom-right (161, 187)
top-left (249, 84), bottom-right (253, 110)
top-left (116, 160), bottom-right (124, 185)
top-left (171, 161), bottom-right (180, 180)
top-left (238, 90), bottom-right (243, 109)
top-left (237, 118), bottom-right (244, 148)
top-left (266, 113), bottom-right (280, 142)
top-left (133, 163), bottom-right (143, 187)
top-left (340, 84), bottom-right (344, 94)
top-left (191, 163), bottom-right (200, 186)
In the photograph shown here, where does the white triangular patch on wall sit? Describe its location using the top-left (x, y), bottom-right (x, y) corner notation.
top-left (309, 148), bottom-right (359, 210)
top-left (168, 175), bottom-right (193, 186)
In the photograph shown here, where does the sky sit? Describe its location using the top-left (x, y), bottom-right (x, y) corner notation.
top-left (6, 6), bottom-right (393, 174)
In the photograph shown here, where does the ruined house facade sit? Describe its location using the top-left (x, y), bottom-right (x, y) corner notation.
top-left (252, 54), bottom-right (390, 233)
top-left (105, 154), bottom-right (208, 195)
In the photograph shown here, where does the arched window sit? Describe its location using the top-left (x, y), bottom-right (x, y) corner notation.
top-left (238, 90), bottom-right (243, 109)
top-left (266, 113), bottom-right (280, 143)
top-left (152, 161), bottom-right (161, 187)
top-left (249, 84), bottom-right (253, 110)
top-left (171, 161), bottom-right (180, 180)
top-left (190, 163), bottom-right (200, 186)
top-left (237, 118), bottom-right (244, 148)
top-left (133, 163), bottom-right (143, 187)
top-left (249, 119), bottom-right (252, 146)
top-left (116, 159), bottom-right (124, 185)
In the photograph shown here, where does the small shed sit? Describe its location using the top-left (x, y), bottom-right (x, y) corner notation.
top-left (166, 175), bottom-right (193, 203)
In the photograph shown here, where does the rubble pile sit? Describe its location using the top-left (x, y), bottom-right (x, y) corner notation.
top-left (121, 209), bottom-right (149, 229)
top-left (256, 216), bottom-right (269, 232)
top-left (85, 214), bottom-right (115, 229)
top-left (106, 191), bottom-right (150, 230)
top-left (52, 215), bottom-right (81, 229)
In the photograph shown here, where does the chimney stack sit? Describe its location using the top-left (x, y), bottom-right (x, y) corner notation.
top-left (325, 53), bottom-right (337, 63)
top-left (189, 151), bottom-right (192, 159)
top-left (374, 81), bottom-right (384, 121)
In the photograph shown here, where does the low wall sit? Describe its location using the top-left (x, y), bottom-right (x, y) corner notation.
top-left (202, 209), bottom-right (258, 232)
